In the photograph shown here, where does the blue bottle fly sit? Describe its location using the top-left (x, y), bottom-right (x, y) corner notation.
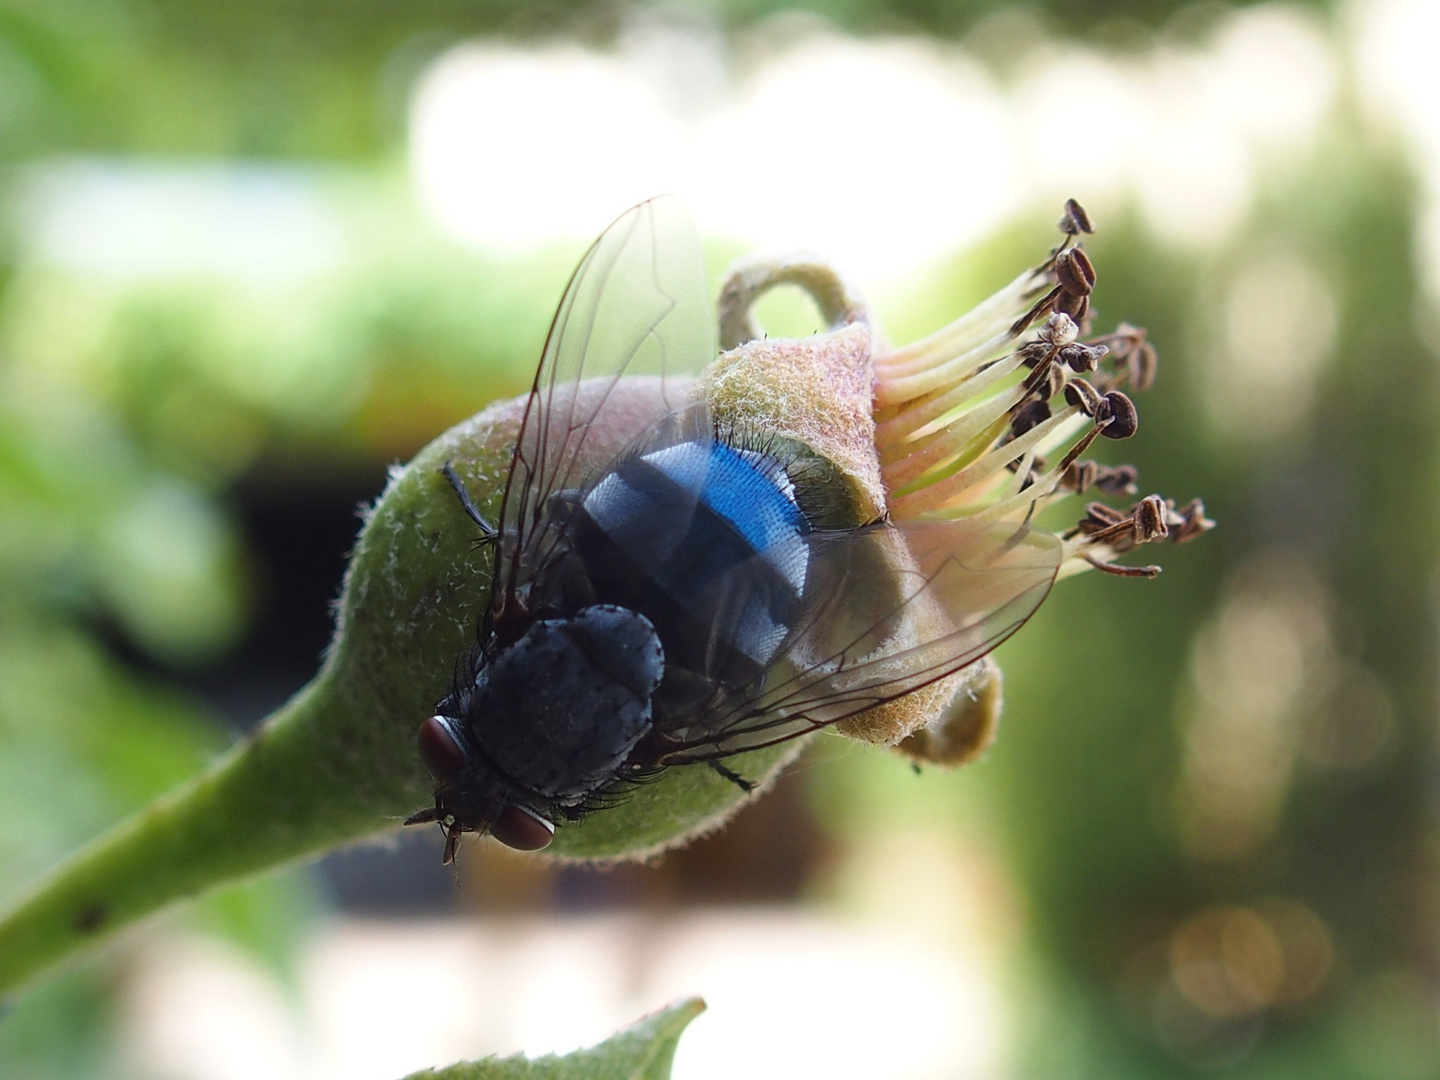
top-left (405, 197), bottom-right (1059, 861)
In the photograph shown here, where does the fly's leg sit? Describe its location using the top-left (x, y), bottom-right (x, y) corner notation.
top-left (441, 462), bottom-right (498, 544)
top-left (708, 760), bottom-right (755, 792)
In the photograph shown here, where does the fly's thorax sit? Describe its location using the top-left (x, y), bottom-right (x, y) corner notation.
top-left (464, 605), bottom-right (663, 803)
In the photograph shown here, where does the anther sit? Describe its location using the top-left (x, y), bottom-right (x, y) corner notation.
top-left (1018, 341), bottom-right (1050, 367)
top-left (1061, 460), bottom-right (1099, 493)
top-left (1094, 464), bottom-right (1139, 496)
top-left (1037, 311), bottom-right (1079, 348)
top-left (1127, 341), bottom-right (1157, 391)
top-left (1081, 502), bottom-right (1127, 532)
top-left (1092, 323), bottom-right (1156, 392)
top-left (1059, 198), bottom-right (1095, 235)
top-left (1056, 292), bottom-right (1090, 323)
top-left (1132, 495), bottom-right (1169, 542)
top-left (1077, 502), bottom-right (1145, 551)
top-left (1055, 248), bottom-right (1096, 297)
top-left (1010, 398), bottom-right (1052, 436)
top-left (1166, 498), bottom-right (1215, 544)
top-left (1059, 341), bottom-right (1107, 373)
top-left (1096, 391), bottom-right (1139, 439)
top-left (1063, 378), bottom-right (1103, 416)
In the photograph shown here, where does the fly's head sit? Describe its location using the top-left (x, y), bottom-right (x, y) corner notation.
top-left (405, 710), bottom-right (557, 860)
top-left (407, 605), bottom-right (665, 862)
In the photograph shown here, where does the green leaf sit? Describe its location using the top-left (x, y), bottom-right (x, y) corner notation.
top-left (401, 999), bottom-right (705, 1080)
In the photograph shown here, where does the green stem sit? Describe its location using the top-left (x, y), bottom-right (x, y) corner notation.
top-left (0, 663), bottom-right (384, 996)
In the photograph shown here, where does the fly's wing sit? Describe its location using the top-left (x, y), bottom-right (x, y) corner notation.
top-left (656, 516), bottom-right (1061, 761)
top-left (494, 196), bottom-right (715, 608)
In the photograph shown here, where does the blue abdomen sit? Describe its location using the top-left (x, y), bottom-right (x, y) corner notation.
top-left (571, 439), bottom-right (810, 690)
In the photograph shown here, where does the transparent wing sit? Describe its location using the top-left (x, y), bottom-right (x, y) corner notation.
top-left (494, 196), bottom-right (716, 609)
top-left (657, 516), bottom-right (1061, 762)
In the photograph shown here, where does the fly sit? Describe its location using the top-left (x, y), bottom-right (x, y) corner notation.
top-left (405, 197), bottom-right (1060, 862)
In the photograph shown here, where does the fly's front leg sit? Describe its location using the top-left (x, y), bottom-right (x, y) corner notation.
top-left (441, 463), bottom-right (498, 544)
top-left (708, 760), bottom-right (755, 792)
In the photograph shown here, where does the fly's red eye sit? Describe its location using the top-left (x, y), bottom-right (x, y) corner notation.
top-left (491, 804), bottom-right (555, 851)
top-left (418, 715), bottom-right (467, 783)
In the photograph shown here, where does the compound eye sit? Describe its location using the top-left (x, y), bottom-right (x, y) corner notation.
top-left (417, 715), bottom-right (467, 784)
top-left (491, 804), bottom-right (555, 851)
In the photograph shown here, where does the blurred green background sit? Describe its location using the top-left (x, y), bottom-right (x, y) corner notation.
top-left (2, 0), bottom-right (1438, 1077)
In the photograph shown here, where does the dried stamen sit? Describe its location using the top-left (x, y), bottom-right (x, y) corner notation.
top-left (1056, 291), bottom-right (1089, 324)
top-left (1059, 198), bottom-right (1095, 235)
top-left (1059, 341), bottom-right (1107, 372)
top-left (1060, 461), bottom-right (1138, 496)
top-left (1096, 464), bottom-right (1139, 495)
top-left (1063, 378), bottom-right (1103, 416)
top-left (1054, 248), bottom-right (1097, 297)
top-left (1089, 323), bottom-right (1156, 392)
top-left (875, 199), bottom-right (1209, 580)
top-left (1010, 398), bottom-right (1052, 436)
top-left (1095, 391), bottom-right (1138, 439)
